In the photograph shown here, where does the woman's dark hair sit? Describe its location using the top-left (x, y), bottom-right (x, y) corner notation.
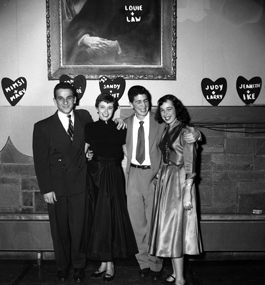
top-left (127, 85), bottom-right (152, 111)
top-left (95, 93), bottom-right (119, 111)
top-left (155, 94), bottom-right (190, 124)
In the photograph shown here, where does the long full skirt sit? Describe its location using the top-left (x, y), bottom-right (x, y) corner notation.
top-left (149, 163), bottom-right (202, 258)
top-left (83, 157), bottom-right (138, 260)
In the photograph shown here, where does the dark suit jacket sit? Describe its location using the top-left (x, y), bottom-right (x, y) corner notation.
top-left (124, 112), bottom-right (166, 187)
top-left (33, 109), bottom-right (93, 196)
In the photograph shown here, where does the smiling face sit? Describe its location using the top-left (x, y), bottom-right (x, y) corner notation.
top-left (159, 99), bottom-right (177, 125)
top-left (53, 88), bottom-right (76, 115)
top-left (130, 94), bottom-right (150, 120)
top-left (97, 101), bottom-right (115, 122)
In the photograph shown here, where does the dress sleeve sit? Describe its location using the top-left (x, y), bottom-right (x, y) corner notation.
top-left (181, 130), bottom-right (197, 182)
top-left (120, 128), bottom-right (127, 145)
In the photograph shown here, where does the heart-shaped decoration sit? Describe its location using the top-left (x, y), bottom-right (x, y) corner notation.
top-left (201, 77), bottom-right (227, 106)
top-left (124, 4), bottom-right (145, 23)
top-left (59, 75), bottom-right (86, 102)
top-left (236, 76), bottom-right (262, 105)
top-left (99, 76), bottom-right (126, 101)
top-left (1, 77), bottom-right (27, 106)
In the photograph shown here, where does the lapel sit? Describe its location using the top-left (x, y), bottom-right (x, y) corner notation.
top-left (52, 111), bottom-right (71, 141)
top-left (126, 112), bottom-right (162, 154)
top-left (149, 112), bottom-right (159, 151)
top-left (51, 112), bottom-right (73, 155)
top-left (126, 114), bottom-right (134, 159)
top-left (50, 110), bottom-right (86, 167)
top-left (71, 110), bottom-right (84, 148)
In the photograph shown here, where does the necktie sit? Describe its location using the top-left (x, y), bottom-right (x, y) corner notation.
top-left (67, 115), bottom-right (74, 141)
top-left (136, 121), bottom-right (145, 164)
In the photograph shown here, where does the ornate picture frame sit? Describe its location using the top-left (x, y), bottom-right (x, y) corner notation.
top-left (46, 0), bottom-right (176, 80)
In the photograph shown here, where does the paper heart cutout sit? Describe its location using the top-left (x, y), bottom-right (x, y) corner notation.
top-left (124, 4), bottom-right (145, 22)
top-left (59, 75), bottom-right (86, 102)
top-left (99, 76), bottom-right (125, 101)
top-left (201, 77), bottom-right (227, 106)
top-left (236, 76), bottom-right (262, 105)
top-left (1, 77), bottom-right (27, 106)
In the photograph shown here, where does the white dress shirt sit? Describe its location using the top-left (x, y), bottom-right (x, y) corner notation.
top-left (131, 112), bottom-right (151, 166)
top-left (57, 111), bottom-right (75, 133)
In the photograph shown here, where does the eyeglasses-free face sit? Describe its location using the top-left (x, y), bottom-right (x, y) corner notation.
top-left (130, 94), bottom-right (150, 120)
top-left (53, 88), bottom-right (76, 114)
top-left (159, 99), bottom-right (177, 125)
top-left (96, 101), bottom-right (115, 122)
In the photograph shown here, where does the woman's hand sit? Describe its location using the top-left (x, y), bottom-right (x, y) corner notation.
top-left (183, 187), bottom-right (193, 211)
top-left (86, 149), bottom-right (93, 161)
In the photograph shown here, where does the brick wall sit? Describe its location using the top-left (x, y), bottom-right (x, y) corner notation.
top-left (198, 123), bottom-right (265, 214)
top-left (0, 124), bottom-right (265, 215)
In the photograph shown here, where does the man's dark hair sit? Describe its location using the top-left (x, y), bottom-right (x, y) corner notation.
top-left (53, 82), bottom-right (76, 99)
top-left (128, 85), bottom-right (152, 110)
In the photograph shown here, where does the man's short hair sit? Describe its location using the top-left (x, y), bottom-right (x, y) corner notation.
top-left (128, 85), bottom-right (152, 110)
top-left (53, 82), bottom-right (76, 99)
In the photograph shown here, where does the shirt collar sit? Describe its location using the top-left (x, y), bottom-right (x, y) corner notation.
top-left (58, 110), bottom-right (74, 120)
top-left (134, 111), bottom-right (150, 123)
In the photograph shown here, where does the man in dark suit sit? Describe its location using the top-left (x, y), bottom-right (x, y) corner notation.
top-left (33, 82), bottom-right (92, 282)
top-left (124, 86), bottom-right (200, 280)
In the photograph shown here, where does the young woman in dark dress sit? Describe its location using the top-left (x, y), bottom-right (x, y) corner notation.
top-left (84, 93), bottom-right (138, 282)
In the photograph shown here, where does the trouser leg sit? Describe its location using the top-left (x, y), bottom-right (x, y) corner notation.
top-left (48, 192), bottom-right (87, 270)
top-left (127, 168), bottom-right (163, 272)
top-left (48, 197), bottom-right (70, 271)
top-left (68, 192), bottom-right (87, 269)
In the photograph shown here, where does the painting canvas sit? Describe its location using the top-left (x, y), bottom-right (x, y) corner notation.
top-left (46, 0), bottom-right (176, 79)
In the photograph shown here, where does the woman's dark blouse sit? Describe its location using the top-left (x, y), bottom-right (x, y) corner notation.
top-left (85, 119), bottom-right (126, 160)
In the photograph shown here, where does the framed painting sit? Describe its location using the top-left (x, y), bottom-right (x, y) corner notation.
top-left (46, 0), bottom-right (176, 80)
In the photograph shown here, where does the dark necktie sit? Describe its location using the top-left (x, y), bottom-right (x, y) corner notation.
top-left (136, 121), bottom-right (145, 164)
top-left (67, 114), bottom-right (74, 141)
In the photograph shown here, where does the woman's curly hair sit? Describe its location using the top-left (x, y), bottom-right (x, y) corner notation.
top-left (155, 94), bottom-right (190, 124)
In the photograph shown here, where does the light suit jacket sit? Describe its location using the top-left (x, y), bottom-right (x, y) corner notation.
top-left (124, 111), bottom-right (166, 188)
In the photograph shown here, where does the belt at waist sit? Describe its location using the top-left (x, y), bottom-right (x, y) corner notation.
top-left (163, 161), bottom-right (183, 168)
top-left (93, 156), bottom-right (120, 165)
top-left (130, 163), bottom-right (151, 170)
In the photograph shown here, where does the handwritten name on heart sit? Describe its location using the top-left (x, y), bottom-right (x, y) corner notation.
top-left (1, 77), bottom-right (27, 106)
top-left (236, 76), bottom-right (262, 105)
top-left (201, 78), bottom-right (227, 106)
top-left (99, 76), bottom-right (126, 101)
top-left (59, 75), bottom-right (86, 102)
top-left (125, 5), bottom-right (144, 23)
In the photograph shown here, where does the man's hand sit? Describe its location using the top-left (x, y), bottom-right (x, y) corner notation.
top-left (113, 118), bottom-right (127, 130)
top-left (43, 192), bottom-right (57, 204)
top-left (183, 126), bottom-right (201, 143)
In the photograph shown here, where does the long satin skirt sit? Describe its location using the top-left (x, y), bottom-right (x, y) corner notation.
top-left (149, 163), bottom-right (202, 258)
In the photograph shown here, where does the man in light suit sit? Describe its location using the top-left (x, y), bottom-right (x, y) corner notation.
top-left (33, 82), bottom-right (92, 282)
top-left (124, 86), bottom-right (199, 280)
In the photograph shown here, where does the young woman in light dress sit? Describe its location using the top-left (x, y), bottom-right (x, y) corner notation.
top-left (149, 95), bottom-right (202, 285)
